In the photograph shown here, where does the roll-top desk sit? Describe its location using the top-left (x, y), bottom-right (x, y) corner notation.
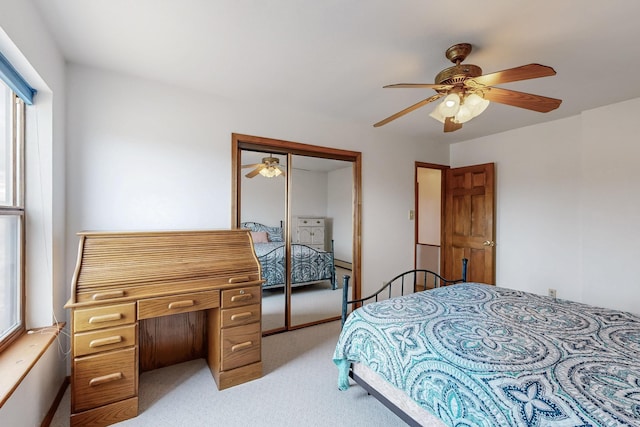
top-left (65, 230), bottom-right (263, 426)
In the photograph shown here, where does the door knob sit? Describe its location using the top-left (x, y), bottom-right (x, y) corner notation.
top-left (483, 240), bottom-right (495, 247)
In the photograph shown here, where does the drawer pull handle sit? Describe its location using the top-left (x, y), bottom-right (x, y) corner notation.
top-left (231, 294), bottom-right (252, 302)
top-left (231, 312), bottom-right (253, 321)
top-left (89, 372), bottom-right (123, 387)
top-left (231, 341), bottom-right (253, 352)
top-left (91, 290), bottom-right (125, 300)
top-left (168, 300), bottom-right (195, 309)
top-left (228, 276), bottom-right (250, 284)
top-left (89, 336), bottom-right (123, 348)
top-left (89, 313), bottom-right (122, 324)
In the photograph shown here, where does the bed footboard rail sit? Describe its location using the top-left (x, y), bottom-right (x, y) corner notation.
top-left (341, 258), bottom-right (468, 327)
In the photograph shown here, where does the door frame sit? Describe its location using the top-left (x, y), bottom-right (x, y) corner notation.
top-left (414, 162), bottom-right (449, 275)
top-left (415, 161), bottom-right (496, 283)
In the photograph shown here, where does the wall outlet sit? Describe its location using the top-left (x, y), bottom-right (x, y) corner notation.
top-left (548, 288), bottom-right (557, 299)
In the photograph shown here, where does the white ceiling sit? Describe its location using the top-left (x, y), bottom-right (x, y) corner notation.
top-left (33, 0), bottom-right (640, 144)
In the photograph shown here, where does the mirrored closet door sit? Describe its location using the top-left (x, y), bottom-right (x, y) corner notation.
top-left (232, 134), bottom-right (361, 335)
top-left (289, 154), bottom-right (354, 327)
top-left (239, 150), bottom-right (287, 332)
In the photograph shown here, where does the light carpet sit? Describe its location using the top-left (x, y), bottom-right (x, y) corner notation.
top-left (50, 321), bottom-right (409, 427)
top-left (262, 266), bottom-right (352, 331)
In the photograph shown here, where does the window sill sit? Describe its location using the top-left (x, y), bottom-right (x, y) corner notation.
top-left (0, 323), bottom-right (65, 407)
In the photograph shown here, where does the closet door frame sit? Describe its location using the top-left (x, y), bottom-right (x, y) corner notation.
top-left (231, 133), bottom-right (361, 334)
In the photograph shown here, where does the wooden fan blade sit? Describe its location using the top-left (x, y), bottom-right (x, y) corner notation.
top-left (384, 83), bottom-right (454, 90)
top-left (241, 163), bottom-right (262, 169)
top-left (245, 167), bottom-right (262, 178)
top-left (467, 64), bottom-right (556, 87)
top-left (373, 94), bottom-right (444, 127)
top-left (483, 87), bottom-right (562, 112)
top-left (444, 117), bottom-right (462, 133)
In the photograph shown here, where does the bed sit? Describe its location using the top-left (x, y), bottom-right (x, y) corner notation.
top-left (241, 221), bottom-right (336, 290)
top-left (334, 274), bottom-right (640, 426)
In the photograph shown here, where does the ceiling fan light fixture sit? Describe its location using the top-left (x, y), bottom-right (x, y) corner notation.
top-left (455, 94), bottom-right (490, 123)
top-left (439, 93), bottom-right (461, 117)
top-left (429, 106), bottom-right (446, 123)
top-left (455, 104), bottom-right (474, 123)
top-left (465, 93), bottom-right (484, 107)
top-left (429, 92), bottom-right (490, 125)
top-left (242, 154), bottom-right (286, 178)
top-left (465, 93), bottom-right (490, 116)
top-left (259, 166), bottom-right (282, 178)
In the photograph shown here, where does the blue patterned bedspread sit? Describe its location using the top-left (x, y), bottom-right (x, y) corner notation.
top-left (333, 283), bottom-right (640, 426)
top-left (253, 242), bottom-right (335, 289)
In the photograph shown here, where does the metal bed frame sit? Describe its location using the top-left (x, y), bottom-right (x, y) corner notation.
top-left (341, 259), bottom-right (468, 327)
top-left (338, 259), bottom-right (468, 425)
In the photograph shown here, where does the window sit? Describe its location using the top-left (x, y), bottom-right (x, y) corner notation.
top-left (0, 82), bottom-right (24, 352)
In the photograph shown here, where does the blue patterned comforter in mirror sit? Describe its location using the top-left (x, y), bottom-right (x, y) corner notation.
top-left (253, 242), bottom-right (335, 290)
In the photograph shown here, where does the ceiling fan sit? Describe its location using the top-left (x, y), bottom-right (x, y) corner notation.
top-left (374, 43), bottom-right (562, 132)
top-left (242, 155), bottom-right (286, 178)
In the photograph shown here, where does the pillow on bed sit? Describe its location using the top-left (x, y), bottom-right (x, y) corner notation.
top-left (250, 231), bottom-right (269, 243)
top-left (269, 227), bottom-right (284, 242)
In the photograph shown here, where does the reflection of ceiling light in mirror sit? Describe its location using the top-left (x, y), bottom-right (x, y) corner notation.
top-left (430, 92), bottom-right (490, 125)
top-left (259, 167), bottom-right (282, 178)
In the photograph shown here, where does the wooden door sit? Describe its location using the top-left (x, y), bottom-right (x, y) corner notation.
top-left (443, 163), bottom-right (495, 284)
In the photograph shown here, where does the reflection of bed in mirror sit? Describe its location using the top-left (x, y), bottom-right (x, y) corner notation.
top-left (241, 222), bottom-right (336, 290)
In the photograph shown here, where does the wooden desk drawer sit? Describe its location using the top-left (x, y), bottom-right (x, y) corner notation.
top-left (74, 303), bottom-right (136, 333)
top-left (138, 290), bottom-right (220, 320)
top-left (73, 347), bottom-right (137, 412)
top-left (221, 304), bottom-right (261, 328)
top-left (74, 324), bottom-right (137, 357)
top-left (221, 322), bottom-right (261, 371)
top-left (221, 286), bottom-right (261, 309)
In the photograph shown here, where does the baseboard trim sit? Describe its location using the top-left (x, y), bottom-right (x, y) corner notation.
top-left (334, 259), bottom-right (352, 270)
top-left (41, 375), bottom-right (69, 427)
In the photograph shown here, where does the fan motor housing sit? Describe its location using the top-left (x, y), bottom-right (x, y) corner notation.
top-left (435, 64), bottom-right (483, 86)
top-left (435, 42), bottom-right (483, 88)
top-left (262, 156), bottom-right (279, 166)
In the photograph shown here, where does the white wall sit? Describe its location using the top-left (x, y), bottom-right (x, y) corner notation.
top-left (359, 133), bottom-right (449, 279)
top-left (416, 167), bottom-right (441, 274)
top-left (65, 64), bottom-right (450, 305)
top-left (327, 166), bottom-right (353, 262)
top-left (240, 172), bottom-right (286, 227)
top-left (417, 168), bottom-right (441, 245)
top-left (580, 98), bottom-right (640, 313)
top-left (0, 1), bottom-right (66, 425)
top-left (240, 167), bottom-right (333, 230)
top-left (291, 168), bottom-right (328, 218)
top-left (450, 101), bottom-right (640, 315)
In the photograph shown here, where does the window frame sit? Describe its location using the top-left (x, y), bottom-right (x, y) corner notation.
top-left (0, 89), bottom-right (25, 353)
